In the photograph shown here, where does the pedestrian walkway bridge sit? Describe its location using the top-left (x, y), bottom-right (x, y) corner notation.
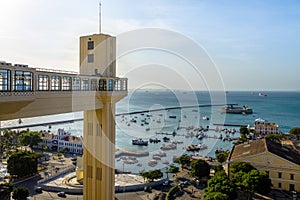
top-left (0, 62), bottom-right (127, 121)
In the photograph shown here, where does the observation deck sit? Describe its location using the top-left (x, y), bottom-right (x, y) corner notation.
top-left (0, 62), bottom-right (127, 121)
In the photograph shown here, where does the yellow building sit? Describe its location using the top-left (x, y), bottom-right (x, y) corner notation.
top-left (80, 33), bottom-right (126, 200)
top-left (228, 138), bottom-right (300, 192)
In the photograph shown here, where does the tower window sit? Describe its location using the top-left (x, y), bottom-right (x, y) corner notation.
top-left (88, 41), bottom-right (94, 50)
top-left (278, 172), bottom-right (282, 178)
top-left (88, 54), bottom-right (94, 63)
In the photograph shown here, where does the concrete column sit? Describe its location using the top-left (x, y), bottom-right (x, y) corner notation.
top-left (83, 102), bottom-right (116, 200)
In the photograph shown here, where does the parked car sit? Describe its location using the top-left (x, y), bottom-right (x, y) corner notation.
top-left (34, 186), bottom-right (42, 193)
top-left (57, 191), bottom-right (66, 197)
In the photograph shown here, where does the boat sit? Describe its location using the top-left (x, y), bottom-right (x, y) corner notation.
top-left (160, 143), bottom-right (177, 150)
top-left (186, 144), bottom-right (208, 151)
top-left (148, 159), bottom-right (158, 167)
top-left (259, 92), bottom-right (267, 97)
top-left (132, 138), bottom-right (148, 146)
top-left (149, 138), bottom-right (161, 143)
top-left (202, 116), bottom-right (209, 120)
top-left (221, 105), bottom-right (253, 114)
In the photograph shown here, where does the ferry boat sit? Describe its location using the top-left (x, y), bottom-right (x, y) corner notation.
top-left (132, 138), bottom-right (148, 146)
top-left (221, 105), bottom-right (253, 114)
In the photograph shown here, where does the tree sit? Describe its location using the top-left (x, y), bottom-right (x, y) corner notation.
top-left (204, 192), bottom-right (229, 200)
top-left (230, 161), bottom-right (255, 174)
top-left (205, 170), bottom-right (237, 200)
top-left (168, 165), bottom-right (179, 174)
top-left (214, 164), bottom-right (224, 173)
top-left (12, 186), bottom-right (29, 200)
top-left (19, 131), bottom-right (42, 148)
top-left (215, 151), bottom-right (230, 163)
top-left (241, 170), bottom-right (272, 195)
top-left (190, 159), bottom-right (210, 178)
top-left (140, 169), bottom-right (163, 182)
top-left (7, 150), bottom-right (38, 178)
top-left (240, 126), bottom-right (249, 136)
top-left (290, 127), bottom-right (300, 140)
top-left (175, 154), bottom-right (191, 169)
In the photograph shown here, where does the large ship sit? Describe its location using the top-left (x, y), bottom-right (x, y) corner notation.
top-left (221, 105), bottom-right (253, 114)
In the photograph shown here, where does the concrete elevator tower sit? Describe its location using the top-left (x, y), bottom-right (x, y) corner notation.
top-left (80, 33), bottom-right (127, 200)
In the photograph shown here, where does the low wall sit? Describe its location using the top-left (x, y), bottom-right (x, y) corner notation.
top-left (41, 175), bottom-right (166, 195)
top-left (37, 165), bottom-right (75, 186)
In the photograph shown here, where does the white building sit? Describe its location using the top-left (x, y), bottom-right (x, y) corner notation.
top-left (254, 118), bottom-right (279, 135)
top-left (41, 129), bottom-right (83, 154)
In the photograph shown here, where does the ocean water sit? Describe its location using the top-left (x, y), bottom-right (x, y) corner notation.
top-left (1, 90), bottom-right (300, 173)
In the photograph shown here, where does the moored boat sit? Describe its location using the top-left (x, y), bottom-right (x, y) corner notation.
top-left (132, 138), bottom-right (148, 146)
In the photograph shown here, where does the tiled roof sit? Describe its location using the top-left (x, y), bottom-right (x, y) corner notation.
top-left (229, 138), bottom-right (300, 166)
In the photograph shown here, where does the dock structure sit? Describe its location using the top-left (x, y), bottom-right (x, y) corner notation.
top-left (0, 33), bottom-right (128, 200)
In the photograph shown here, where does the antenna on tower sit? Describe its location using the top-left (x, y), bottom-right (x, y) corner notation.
top-left (99, 1), bottom-right (102, 33)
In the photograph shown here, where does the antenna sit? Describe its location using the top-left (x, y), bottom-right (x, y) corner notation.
top-left (99, 1), bottom-right (102, 33)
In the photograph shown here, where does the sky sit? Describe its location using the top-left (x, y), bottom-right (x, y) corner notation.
top-left (0, 0), bottom-right (300, 91)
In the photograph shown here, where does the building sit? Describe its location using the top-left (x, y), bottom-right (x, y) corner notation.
top-left (40, 129), bottom-right (83, 154)
top-left (228, 138), bottom-right (300, 192)
top-left (0, 32), bottom-right (127, 200)
top-left (80, 33), bottom-right (126, 200)
top-left (254, 118), bottom-right (279, 135)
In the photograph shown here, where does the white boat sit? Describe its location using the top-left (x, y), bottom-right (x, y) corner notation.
top-left (148, 159), bottom-right (158, 167)
top-left (259, 92), bottom-right (267, 97)
top-left (202, 116), bottom-right (209, 120)
top-left (160, 143), bottom-right (177, 150)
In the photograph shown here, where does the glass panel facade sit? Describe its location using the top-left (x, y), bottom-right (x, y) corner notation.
top-left (14, 71), bottom-right (33, 91)
top-left (38, 75), bottom-right (49, 90)
top-left (82, 78), bottom-right (89, 90)
top-left (0, 69), bottom-right (10, 91)
top-left (99, 79), bottom-right (106, 91)
top-left (72, 77), bottom-right (81, 91)
top-left (51, 76), bottom-right (61, 90)
top-left (91, 79), bottom-right (97, 90)
top-left (62, 76), bottom-right (72, 91)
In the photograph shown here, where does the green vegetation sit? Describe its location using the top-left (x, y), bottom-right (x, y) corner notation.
top-left (236, 126), bottom-right (250, 144)
top-left (174, 154), bottom-right (191, 169)
top-left (168, 165), bottom-right (179, 174)
top-left (205, 162), bottom-right (272, 199)
top-left (215, 151), bottom-right (230, 163)
top-left (19, 131), bottom-right (42, 148)
top-left (60, 147), bottom-right (69, 153)
top-left (12, 186), bottom-right (29, 200)
top-left (166, 185), bottom-right (179, 200)
top-left (205, 170), bottom-right (236, 200)
top-left (290, 127), bottom-right (300, 140)
top-left (190, 159), bottom-right (210, 179)
top-left (204, 192), bottom-right (229, 200)
top-left (140, 169), bottom-right (163, 182)
top-left (214, 164), bottom-right (224, 173)
top-left (7, 150), bottom-right (38, 178)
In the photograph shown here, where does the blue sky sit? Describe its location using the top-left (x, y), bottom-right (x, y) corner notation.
top-left (0, 0), bottom-right (299, 90)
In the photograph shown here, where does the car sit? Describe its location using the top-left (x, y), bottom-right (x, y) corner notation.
top-left (57, 191), bottom-right (66, 197)
top-left (162, 180), bottom-right (171, 186)
top-left (34, 186), bottom-right (42, 193)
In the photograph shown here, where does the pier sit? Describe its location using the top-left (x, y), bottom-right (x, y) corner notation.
top-left (0, 104), bottom-right (239, 131)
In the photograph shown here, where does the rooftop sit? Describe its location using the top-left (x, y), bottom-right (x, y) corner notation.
top-left (229, 138), bottom-right (300, 166)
